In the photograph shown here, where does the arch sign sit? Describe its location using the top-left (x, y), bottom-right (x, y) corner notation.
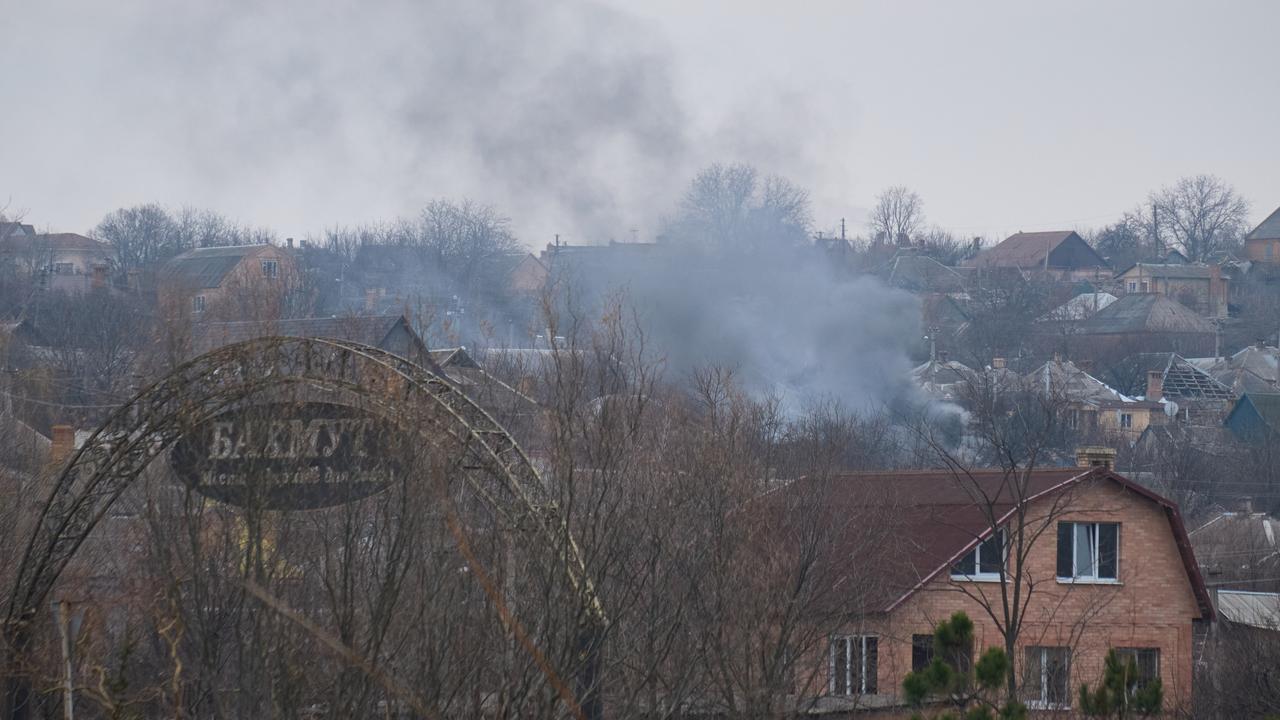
top-left (2, 337), bottom-right (604, 720)
top-left (170, 401), bottom-right (399, 510)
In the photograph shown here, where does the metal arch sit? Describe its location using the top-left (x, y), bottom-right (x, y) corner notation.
top-left (4, 335), bottom-right (604, 633)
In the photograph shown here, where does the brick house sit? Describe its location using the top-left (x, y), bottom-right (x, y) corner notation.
top-left (1243, 204), bottom-right (1280, 264)
top-left (1114, 263), bottom-right (1229, 318)
top-left (0, 231), bottom-right (114, 293)
top-left (787, 464), bottom-right (1211, 716)
top-left (158, 244), bottom-right (299, 322)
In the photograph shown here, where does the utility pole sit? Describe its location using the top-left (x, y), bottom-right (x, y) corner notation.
top-left (840, 218), bottom-right (847, 242)
top-left (1152, 201), bottom-right (1163, 258)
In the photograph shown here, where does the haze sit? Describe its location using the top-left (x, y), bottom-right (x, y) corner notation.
top-left (2, 0), bottom-right (1277, 244)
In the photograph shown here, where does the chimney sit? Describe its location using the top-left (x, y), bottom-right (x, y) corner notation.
top-left (286, 237), bottom-right (294, 249)
top-left (51, 425), bottom-right (75, 465)
top-left (91, 265), bottom-right (107, 289)
top-left (1145, 370), bottom-right (1164, 401)
top-left (364, 289), bottom-right (378, 312)
top-left (992, 357), bottom-right (1006, 370)
top-left (938, 350), bottom-right (949, 363)
top-left (1075, 446), bottom-right (1117, 470)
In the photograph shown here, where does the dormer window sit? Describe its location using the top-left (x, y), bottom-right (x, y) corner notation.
top-left (952, 529), bottom-right (1005, 580)
top-left (261, 259), bottom-right (279, 279)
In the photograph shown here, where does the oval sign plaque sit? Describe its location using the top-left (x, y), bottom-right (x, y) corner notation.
top-left (170, 402), bottom-right (402, 510)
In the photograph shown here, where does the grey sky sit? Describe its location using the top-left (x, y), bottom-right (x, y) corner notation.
top-left (3, 0), bottom-right (1277, 246)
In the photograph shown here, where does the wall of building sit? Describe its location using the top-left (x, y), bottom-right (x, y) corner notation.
top-left (1245, 238), bottom-right (1280, 264)
top-left (825, 480), bottom-right (1201, 715)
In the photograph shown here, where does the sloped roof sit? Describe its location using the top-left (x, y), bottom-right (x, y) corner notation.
top-left (1122, 353), bottom-right (1234, 400)
top-left (428, 347), bottom-right (480, 369)
top-left (162, 245), bottom-right (272, 289)
top-left (1217, 590), bottom-right (1280, 628)
top-left (972, 231), bottom-right (1105, 270)
top-left (1235, 393), bottom-right (1280, 433)
top-left (767, 467), bottom-right (1213, 617)
top-left (1078, 293), bottom-right (1215, 335)
top-left (0, 232), bottom-right (111, 255)
top-left (1116, 263), bottom-right (1218, 280)
top-left (190, 315), bottom-right (421, 356)
top-left (1039, 292), bottom-right (1118, 322)
top-left (1025, 359), bottom-right (1130, 405)
top-left (1197, 344), bottom-right (1280, 395)
top-left (879, 252), bottom-right (965, 293)
top-left (1247, 205), bottom-right (1280, 241)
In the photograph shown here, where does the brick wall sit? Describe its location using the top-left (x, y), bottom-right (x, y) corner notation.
top-left (823, 479), bottom-right (1202, 716)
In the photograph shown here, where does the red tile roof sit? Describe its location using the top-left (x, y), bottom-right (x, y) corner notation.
top-left (762, 467), bottom-right (1213, 618)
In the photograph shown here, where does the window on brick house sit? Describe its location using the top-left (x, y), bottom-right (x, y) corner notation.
top-left (261, 259), bottom-right (279, 279)
top-left (830, 635), bottom-right (877, 695)
top-left (1057, 522), bottom-right (1118, 581)
top-left (1023, 646), bottom-right (1071, 708)
top-left (952, 529), bottom-right (1005, 580)
top-left (1114, 647), bottom-right (1160, 692)
top-left (911, 633), bottom-right (971, 674)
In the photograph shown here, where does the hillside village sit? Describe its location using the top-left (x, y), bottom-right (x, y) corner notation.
top-left (1, 180), bottom-right (1279, 718)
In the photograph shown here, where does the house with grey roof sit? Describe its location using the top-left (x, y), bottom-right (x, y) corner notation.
top-left (1114, 262), bottom-right (1229, 317)
top-left (1195, 341), bottom-right (1280, 395)
top-left (1076, 293), bottom-right (1218, 360)
top-left (159, 244), bottom-right (298, 321)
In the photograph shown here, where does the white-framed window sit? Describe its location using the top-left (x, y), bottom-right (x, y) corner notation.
top-left (952, 528), bottom-right (1005, 580)
top-left (1140, 281), bottom-right (1149, 293)
top-left (1024, 646), bottom-right (1071, 708)
top-left (1127, 281), bottom-right (1137, 293)
top-left (1114, 647), bottom-right (1160, 693)
top-left (1119, 412), bottom-right (1133, 429)
top-left (1057, 522), bottom-right (1118, 581)
top-left (830, 635), bottom-right (877, 696)
top-left (53, 262), bottom-right (75, 275)
top-left (192, 295), bottom-right (206, 314)
top-left (261, 259), bottom-right (279, 279)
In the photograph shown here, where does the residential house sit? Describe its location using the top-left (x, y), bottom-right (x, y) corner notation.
top-left (787, 463), bottom-right (1211, 714)
top-left (1038, 292), bottom-right (1118, 323)
top-left (1025, 358), bottom-right (1167, 438)
top-left (910, 357), bottom-right (973, 404)
top-left (1223, 392), bottom-right (1280, 443)
top-left (159, 244), bottom-right (298, 322)
top-left (189, 314), bottom-right (429, 364)
top-left (1243, 204), bottom-right (1280, 264)
top-left (0, 232), bottom-right (114, 293)
top-left (0, 221), bottom-right (36, 241)
top-left (1192, 509), bottom-right (1280, 593)
top-left (1110, 353), bottom-right (1235, 424)
top-left (877, 251), bottom-right (966, 295)
top-left (1193, 341), bottom-right (1280, 395)
top-left (1076, 294), bottom-right (1218, 361)
top-left (969, 231), bottom-right (1110, 282)
top-left (1114, 263), bottom-right (1229, 317)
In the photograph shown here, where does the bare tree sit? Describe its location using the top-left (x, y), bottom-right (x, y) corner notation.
top-left (663, 163), bottom-right (812, 252)
top-left (1144, 175), bottom-right (1250, 262)
top-left (868, 186), bottom-right (924, 245)
top-left (93, 204), bottom-right (180, 272)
